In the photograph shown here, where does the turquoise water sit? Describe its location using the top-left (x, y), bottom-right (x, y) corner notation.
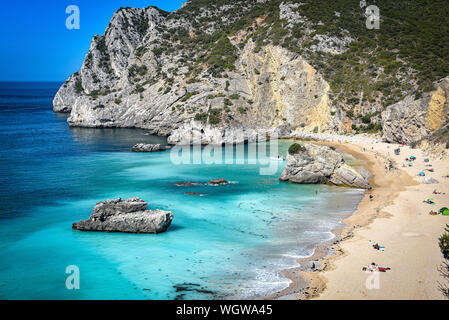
top-left (0, 82), bottom-right (364, 299)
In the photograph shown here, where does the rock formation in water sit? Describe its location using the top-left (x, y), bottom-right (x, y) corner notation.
top-left (131, 143), bottom-right (166, 152)
top-left (72, 197), bottom-right (173, 233)
top-left (280, 143), bottom-right (371, 189)
top-left (208, 179), bottom-right (230, 185)
top-left (53, 1), bottom-right (449, 146)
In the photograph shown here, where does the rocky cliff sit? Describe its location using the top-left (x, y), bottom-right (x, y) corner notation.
top-left (54, 0), bottom-right (449, 146)
top-left (382, 77), bottom-right (449, 144)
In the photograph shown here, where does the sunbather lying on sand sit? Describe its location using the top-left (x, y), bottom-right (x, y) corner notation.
top-left (429, 211), bottom-right (438, 215)
top-left (362, 263), bottom-right (391, 272)
top-left (369, 240), bottom-right (385, 251)
top-left (433, 190), bottom-right (446, 195)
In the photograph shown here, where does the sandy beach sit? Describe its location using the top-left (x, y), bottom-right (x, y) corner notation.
top-left (290, 139), bottom-right (449, 300)
top-left (267, 136), bottom-right (449, 300)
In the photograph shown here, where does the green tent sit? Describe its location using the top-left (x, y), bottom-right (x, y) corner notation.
top-left (440, 207), bottom-right (449, 215)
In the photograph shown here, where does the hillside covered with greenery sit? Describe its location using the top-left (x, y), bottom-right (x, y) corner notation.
top-left (151, 0), bottom-right (449, 128)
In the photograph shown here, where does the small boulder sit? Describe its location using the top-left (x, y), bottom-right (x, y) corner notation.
top-left (422, 177), bottom-right (439, 184)
top-left (209, 179), bottom-right (230, 185)
top-left (176, 181), bottom-right (196, 187)
top-left (185, 192), bottom-right (207, 196)
top-left (131, 144), bottom-right (166, 152)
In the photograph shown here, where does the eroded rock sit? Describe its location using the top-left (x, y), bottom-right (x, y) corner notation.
top-left (280, 143), bottom-right (371, 189)
top-left (209, 179), bottom-right (230, 185)
top-left (131, 143), bottom-right (166, 152)
top-left (72, 197), bottom-right (173, 234)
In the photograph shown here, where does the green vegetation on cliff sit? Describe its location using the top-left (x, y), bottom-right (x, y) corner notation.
top-left (156, 0), bottom-right (449, 118)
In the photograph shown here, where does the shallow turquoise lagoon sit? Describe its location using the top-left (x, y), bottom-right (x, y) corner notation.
top-left (0, 82), bottom-right (364, 299)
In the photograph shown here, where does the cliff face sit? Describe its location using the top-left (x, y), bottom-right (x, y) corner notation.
top-left (54, 1), bottom-right (449, 146)
top-left (381, 77), bottom-right (449, 144)
top-left (54, 5), bottom-right (338, 144)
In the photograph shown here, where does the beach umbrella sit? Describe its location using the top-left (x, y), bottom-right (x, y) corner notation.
top-left (440, 207), bottom-right (449, 215)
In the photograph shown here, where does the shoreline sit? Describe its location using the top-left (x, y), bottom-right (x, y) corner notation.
top-left (265, 139), bottom-right (380, 300)
top-left (269, 137), bottom-right (448, 300)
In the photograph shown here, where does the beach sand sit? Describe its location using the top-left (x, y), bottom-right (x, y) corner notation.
top-left (298, 140), bottom-right (449, 300)
top-left (268, 137), bottom-right (449, 300)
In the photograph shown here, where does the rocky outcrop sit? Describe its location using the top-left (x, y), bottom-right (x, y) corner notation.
top-left (72, 197), bottom-right (173, 233)
top-left (53, 4), bottom-right (341, 145)
top-left (209, 179), bottom-right (229, 185)
top-left (53, 2), bottom-right (448, 146)
top-left (280, 144), bottom-right (371, 189)
top-left (131, 143), bottom-right (166, 152)
top-left (382, 77), bottom-right (449, 144)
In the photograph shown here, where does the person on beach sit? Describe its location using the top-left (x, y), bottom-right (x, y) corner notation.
top-left (369, 195), bottom-right (374, 201)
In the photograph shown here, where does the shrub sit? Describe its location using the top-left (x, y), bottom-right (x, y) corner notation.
top-left (254, 68), bottom-right (260, 75)
top-left (74, 80), bottom-right (83, 94)
top-left (208, 108), bottom-right (222, 125)
top-left (194, 112), bottom-right (208, 123)
top-left (439, 225), bottom-right (449, 259)
top-left (446, 142), bottom-right (449, 149)
top-left (164, 87), bottom-right (172, 94)
top-left (182, 91), bottom-right (198, 102)
top-left (238, 106), bottom-right (248, 115)
top-left (128, 64), bottom-right (148, 77)
top-left (288, 143), bottom-right (306, 155)
top-left (132, 85), bottom-right (145, 94)
top-left (313, 126), bottom-right (319, 133)
top-left (93, 104), bottom-right (105, 110)
top-left (114, 98), bottom-right (122, 104)
top-left (346, 110), bottom-right (354, 119)
top-left (361, 114), bottom-right (372, 124)
top-left (229, 93), bottom-right (240, 100)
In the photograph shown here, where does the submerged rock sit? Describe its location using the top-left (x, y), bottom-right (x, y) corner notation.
top-left (176, 181), bottom-right (197, 187)
top-left (72, 197), bottom-right (173, 234)
top-left (185, 192), bottom-right (207, 196)
top-left (131, 144), bottom-right (166, 152)
top-left (280, 143), bottom-right (371, 189)
top-left (209, 179), bottom-right (230, 185)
